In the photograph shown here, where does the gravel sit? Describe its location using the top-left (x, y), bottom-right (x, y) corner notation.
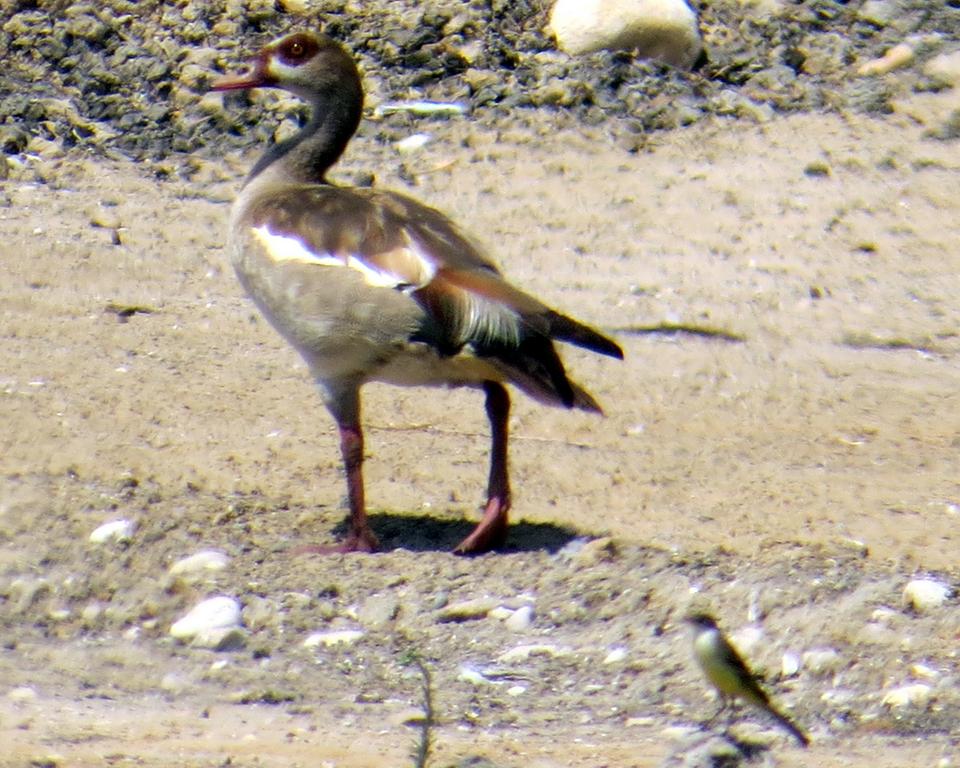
top-left (3, 0), bottom-right (960, 165)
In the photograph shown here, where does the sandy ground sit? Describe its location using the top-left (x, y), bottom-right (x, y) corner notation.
top-left (1, 105), bottom-right (959, 767)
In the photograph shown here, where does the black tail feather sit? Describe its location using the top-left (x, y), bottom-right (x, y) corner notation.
top-left (547, 311), bottom-right (623, 359)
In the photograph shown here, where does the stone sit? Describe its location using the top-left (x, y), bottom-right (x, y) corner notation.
top-left (882, 683), bottom-right (932, 708)
top-left (903, 578), bottom-right (950, 612)
top-left (303, 629), bottom-right (365, 648)
top-left (168, 550), bottom-right (229, 576)
top-left (548, 0), bottom-right (702, 69)
top-left (504, 605), bottom-right (534, 632)
top-left (801, 647), bottom-right (842, 676)
top-left (498, 644), bottom-right (570, 663)
top-left (170, 596), bottom-right (243, 647)
top-left (924, 50), bottom-right (960, 88)
top-left (357, 594), bottom-right (399, 628)
top-left (89, 519), bottom-right (135, 544)
top-left (437, 596), bottom-right (498, 622)
top-left (604, 647), bottom-right (628, 664)
top-left (857, 43), bottom-right (915, 77)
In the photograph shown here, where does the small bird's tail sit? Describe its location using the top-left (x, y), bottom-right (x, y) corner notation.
top-left (770, 706), bottom-right (810, 747)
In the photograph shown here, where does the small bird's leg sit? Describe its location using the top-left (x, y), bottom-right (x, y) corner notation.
top-left (705, 695), bottom-right (730, 727)
top-left (454, 381), bottom-right (511, 554)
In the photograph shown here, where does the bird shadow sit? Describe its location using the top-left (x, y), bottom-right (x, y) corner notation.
top-left (698, 710), bottom-right (775, 760)
top-left (716, 728), bottom-right (772, 760)
top-left (333, 511), bottom-right (582, 554)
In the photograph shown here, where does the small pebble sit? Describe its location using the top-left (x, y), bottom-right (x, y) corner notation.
top-left (376, 101), bottom-right (466, 117)
top-left (504, 605), bottom-right (534, 632)
top-left (555, 536), bottom-right (617, 567)
top-left (89, 519), bottom-right (135, 544)
top-left (170, 596), bottom-right (243, 646)
top-left (857, 43), bottom-right (915, 76)
top-left (903, 578), bottom-right (950, 612)
top-left (394, 133), bottom-right (432, 153)
top-left (8, 686), bottom-right (38, 703)
top-left (730, 625), bottom-right (763, 656)
top-left (303, 629), bottom-right (365, 648)
top-left (882, 683), bottom-right (932, 708)
top-left (169, 550), bottom-right (230, 576)
top-left (356, 594), bottom-right (399, 628)
top-left (506, 685), bottom-right (526, 696)
top-left (458, 665), bottom-right (492, 686)
top-left (924, 50), bottom-right (960, 88)
top-left (388, 708), bottom-right (426, 727)
top-left (871, 607), bottom-right (898, 624)
top-left (781, 651), bottom-right (802, 677)
top-left (910, 663), bottom-right (940, 681)
top-left (802, 648), bottom-right (842, 676)
top-left (160, 672), bottom-right (190, 695)
top-left (604, 647), bottom-right (628, 664)
top-left (498, 644), bottom-right (569, 663)
top-left (437, 597), bottom-right (498, 622)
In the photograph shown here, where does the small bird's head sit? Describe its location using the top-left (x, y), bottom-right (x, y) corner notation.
top-left (684, 612), bottom-right (719, 631)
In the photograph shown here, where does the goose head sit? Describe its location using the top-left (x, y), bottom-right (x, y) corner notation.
top-left (211, 31), bottom-right (362, 107)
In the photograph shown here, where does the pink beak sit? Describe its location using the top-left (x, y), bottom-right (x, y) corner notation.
top-left (210, 59), bottom-right (268, 91)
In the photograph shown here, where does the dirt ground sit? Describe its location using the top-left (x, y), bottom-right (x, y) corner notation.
top-left (2, 101), bottom-right (959, 766)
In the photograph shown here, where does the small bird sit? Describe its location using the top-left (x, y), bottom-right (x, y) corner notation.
top-left (210, 31), bottom-right (622, 554)
top-left (685, 612), bottom-right (810, 747)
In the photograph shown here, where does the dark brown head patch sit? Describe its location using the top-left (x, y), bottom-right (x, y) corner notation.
top-left (275, 33), bottom-right (320, 67)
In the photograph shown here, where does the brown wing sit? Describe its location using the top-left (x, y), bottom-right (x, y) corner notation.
top-left (246, 183), bottom-right (621, 406)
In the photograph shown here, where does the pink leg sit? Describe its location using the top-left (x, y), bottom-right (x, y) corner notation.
top-left (336, 421), bottom-right (380, 553)
top-left (454, 382), bottom-right (512, 554)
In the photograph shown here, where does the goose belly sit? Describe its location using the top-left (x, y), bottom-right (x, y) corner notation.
top-left (231, 238), bottom-right (423, 381)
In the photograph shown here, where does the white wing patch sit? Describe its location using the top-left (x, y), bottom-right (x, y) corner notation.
top-left (252, 225), bottom-right (340, 266)
top-left (460, 293), bottom-right (521, 347)
top-left (251, 225), bottom-right (425, 290)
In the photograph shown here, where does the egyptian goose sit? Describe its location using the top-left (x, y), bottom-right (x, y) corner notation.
top-left (211, 31), bottom-right (623, 554)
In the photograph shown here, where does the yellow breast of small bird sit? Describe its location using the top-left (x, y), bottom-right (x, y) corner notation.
top-left (694, 630), bottom-right (748, 698)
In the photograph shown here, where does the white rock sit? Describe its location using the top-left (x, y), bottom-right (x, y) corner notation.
top-left (548, 0), bottom-right (702, 69)
top-left (505, 605), bottom-right (535, 632)
top-left (903, 578), bottom-right (950, 612)
top-left (169, 550), bottom-right (230, 576)
top-left (821, 687), bottom-right (857, 706)
top-left (437, 597), bottom-right (498, 622)
top-left (857, 43), bottom-right (915, 77)
top-left (498, 643), bottom-right (570, 663)
top-left (730, 625), bottom-right (764, 656)
top-left (781, 651), bottom-right (802, 677)
top-left (8, 686), bottom-right (38, 703)
top-left (89, 519), bottom-right (135, 544)
top-left (303, 629), bottom-right (365, 648)
top-left (194, 627), bottom-right (247, 651)
top-left (910, 663), bottom-right (940, 682)
top-left (802, 648), bottom-right (842, 676)
top-left (882, 683), bottom-right (932, 709)
top-left (604, 647), bottom-right (628, 664)
top-left (170, 596), bottom-right (242, 642)
top-left (458, 665), bottom-right (492, 686)
top-left (394, 133), bottom-right (432, 153)
top-left (506, 685), bottom-right (527, 696)
top-left (871, 607), bottom-right (898, 624)
top-left (160, 672), bottom-right (190, 695)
